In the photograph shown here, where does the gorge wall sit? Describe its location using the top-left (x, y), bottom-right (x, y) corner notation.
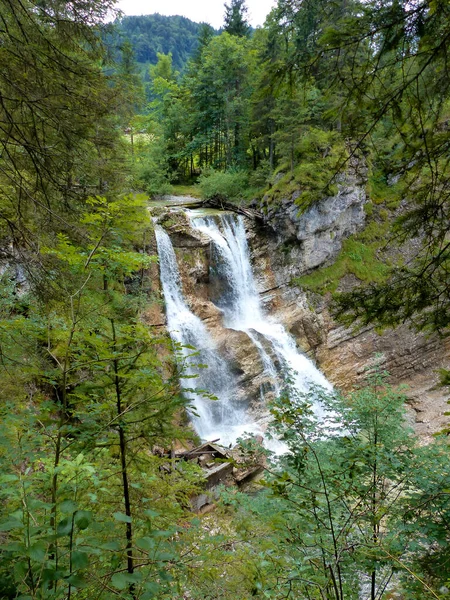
top-left (149, 174), bottom-right (450, 440)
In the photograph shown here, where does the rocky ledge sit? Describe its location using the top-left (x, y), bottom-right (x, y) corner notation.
top-left (150, 200), bottom-right (450, 442)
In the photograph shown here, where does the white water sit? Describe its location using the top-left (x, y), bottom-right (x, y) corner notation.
top-left (191, 214), bottom-right (331, 407)
top-left (155, 214), bottom-right (331, 448)
top-left (155, 225), bottom-right (266, 445)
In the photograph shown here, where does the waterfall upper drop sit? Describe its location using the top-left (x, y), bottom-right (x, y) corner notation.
top-left (155, 212), bottom-right (331, 447)
top-left (190, 214), bottom-right (331, 397)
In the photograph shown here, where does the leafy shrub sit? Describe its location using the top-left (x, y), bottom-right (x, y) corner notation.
top-left (132, 163), bottom-right (173, 197)
top-left (248, 160), bottom-right (272, 189)
top-left (198, 169), bottom-right (249, 201)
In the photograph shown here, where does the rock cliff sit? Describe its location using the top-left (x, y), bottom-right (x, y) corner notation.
top-left (150, 183), bottom-right (450, 441)
top-left (263, 165), bottom-right (367, 273)
top-left (249, 175), bottom-right (450, 440)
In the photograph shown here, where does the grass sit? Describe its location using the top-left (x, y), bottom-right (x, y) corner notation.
top-left (132, 192), bottom-right (150, 202)
top-left (171, 184), bottom-right (201, 198)
top-left (367, 168), bottom-right (404, 209)
top-left (295, 238), bottom-right (391, 294)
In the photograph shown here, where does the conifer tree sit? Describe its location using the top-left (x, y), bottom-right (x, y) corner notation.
top-left (224, 0), bottom-right (251, 37)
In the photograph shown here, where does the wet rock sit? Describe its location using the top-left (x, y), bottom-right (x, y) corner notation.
top-left (215, 329), bottom-right (268, 405)
top-left (155, 210), bottom-right (211, 248)
top-left (152, 200), bottom-right (450, 442)
top-left (245, 212), bottom-right (450, 441)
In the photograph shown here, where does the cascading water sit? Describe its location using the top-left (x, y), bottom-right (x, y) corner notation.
top-left (155, 212), bottom-right (332, 448)
top-left (190, 214), bottom-right (331, 408)
top-left (155, 225), bottom-right (265, 445)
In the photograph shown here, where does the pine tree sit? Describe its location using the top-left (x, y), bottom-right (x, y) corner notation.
top-left (224, 0), bottom-right (251, 37)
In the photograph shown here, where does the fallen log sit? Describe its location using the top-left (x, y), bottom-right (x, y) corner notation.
top-left (202, 197), bottom-right (266, 221)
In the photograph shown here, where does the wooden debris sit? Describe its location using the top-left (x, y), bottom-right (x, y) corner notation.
top-left (153, 438), bottom-right (266, 512)
top-left (201, 197), bottom-right (266, 222)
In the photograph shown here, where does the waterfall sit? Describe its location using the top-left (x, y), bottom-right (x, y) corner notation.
top-left (191, 214), bottom-right (331, 404)
top-left (155, 213), bottom-right (331, 448)
top-left (155, 225), bottom-right (265, 445)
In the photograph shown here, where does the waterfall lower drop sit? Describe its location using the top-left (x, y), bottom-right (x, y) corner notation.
top-left (155, 225), bottom-right (265, 446)
top-left (155, 214), bottom-right (331, 449)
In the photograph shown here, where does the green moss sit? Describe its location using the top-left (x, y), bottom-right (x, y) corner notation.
top-left (364, 202), bottom-right (374, 216)
top-left (357, 219), bottom-right (389, 243)
top-left (159, 214), bottom-right (177, 228)
top-left (295, 222), bottom-right (391, 294)
top-left (367, 168), bottom-right (404, 208)
top-left (179, 249), bottom-right (199, 267)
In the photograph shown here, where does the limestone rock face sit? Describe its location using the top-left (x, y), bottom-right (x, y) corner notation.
top-left (264, 169), bottom-right (368, 274)
top-left (156, 211), bottom-right (211, 249)
top-left (151, 204), bottom-right (450, 441)
top-left (314, 318), bottom-right (450, 440)
top-left (215, 328), bottom-right (268, 407)
top-left (245, 218), bottom-right (450, 442)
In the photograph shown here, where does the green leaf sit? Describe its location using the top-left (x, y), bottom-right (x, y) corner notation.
top-left (142, 582), bottom-right (160, 598)
top-left (74, 511), bottom-right (92, 530)
top-left (28, 541), bottom-right (47, 562)
top-left (57, 518), bottom-right (73, 537)
top-left (41, 568), bottom-right (57, 584)
top-left (151, 530), bottom-right (173, 538)
top-left (71, 551), bottom-right (89, 570)
top-left (136, 537), bottom-right (155, 551)
top-left (158, 569), bottom-right (173, 581)
top-left (111, 572), bottom-right (142, 590)
top-left (60, 500), bottom-right (78, 514)
top-left (155, 552), bottom-right (176, 562)
top-left (101, 541), bottom-right (122, 551)
top-left (113, 511), bottom-right (132, 523)
top-left (14, 561), bottom-right (28, 580)
top-left (66, 574), bottom-right (89, 588)
top-left (0, 519), bottom-right (23, 531)
top-left (0, 474), bottom-right (19, 483)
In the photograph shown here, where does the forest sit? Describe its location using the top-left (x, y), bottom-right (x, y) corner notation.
top-left (1, 0), bottom-right (450, 599)
top-left (109, 14), bottom-right (219, 73)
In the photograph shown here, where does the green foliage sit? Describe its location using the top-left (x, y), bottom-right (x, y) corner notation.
top-left (198, 170), bottom-right (250, 201)
top-left (184, 32), bottom-right (258, 172)
top-left (295, 222), bottom-right (391, 294)
top-left (266, 127), bottom-right (344, 210)
top-left (313, 1), bottom-right (450, 334)
top-left (263, 371), bottom-right (415, 598)
top-left (0, 0), bottom-right (129, 294)
top-left (167, 372), bottom-right (450, 600)
top-left (171, 184), bottom-right (201, 198)
top-left (224, 0), bottom-right (251, 38)
top-left (0, 191), bottom-right (202, 598)
top-left (4, 0), bottom-right (450, 597)
top-left (132, 134), bottom-right (174, 197)
top-left (111, 14), bottom-right (218, 72)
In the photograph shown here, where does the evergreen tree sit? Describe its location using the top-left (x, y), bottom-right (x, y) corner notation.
top-left (224, 0), bottom-right (251, 37)
top-left (309, 1), bottom-right (450, 336)
top-left (0, 0), bottom-right (124, 294)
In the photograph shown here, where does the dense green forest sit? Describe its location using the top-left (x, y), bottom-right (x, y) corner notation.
top-left (1, 0), bottom-right (450, 599)
top-left (110, 14), bottom-right (218, 72)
